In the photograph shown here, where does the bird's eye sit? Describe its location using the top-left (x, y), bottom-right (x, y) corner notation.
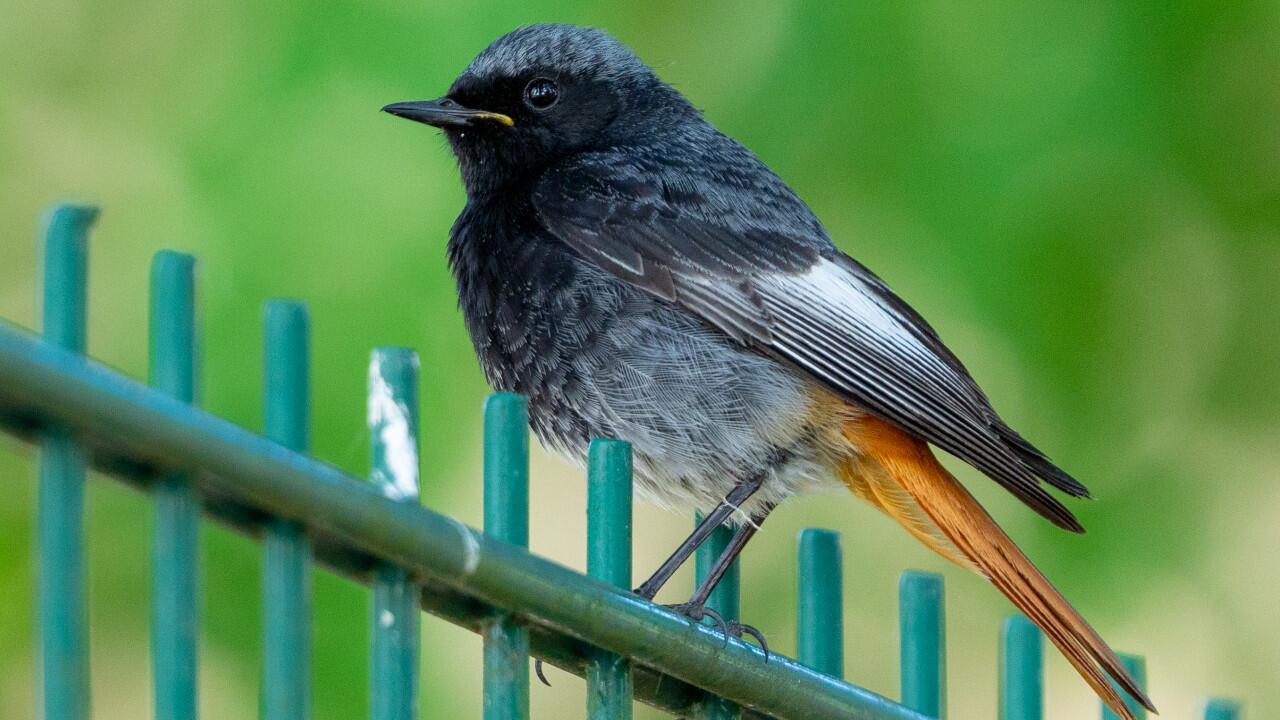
top-left (523, 78), bottom-right (559, 110)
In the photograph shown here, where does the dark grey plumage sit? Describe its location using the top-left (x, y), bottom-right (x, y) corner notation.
top-left (431, 24), bottom-right (1088, 528)
top-left (382, 29), bottom-right (1165, 718)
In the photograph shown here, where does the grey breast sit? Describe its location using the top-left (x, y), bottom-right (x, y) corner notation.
top-left (530, 256), bottom-right (819, 513)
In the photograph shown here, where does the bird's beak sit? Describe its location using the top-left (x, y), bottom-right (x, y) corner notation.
top-left (381, 98), bottom-right (514, 128)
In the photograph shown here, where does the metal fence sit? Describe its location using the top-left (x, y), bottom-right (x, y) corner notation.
top-left (0, 203), bottom-right (1244, 719)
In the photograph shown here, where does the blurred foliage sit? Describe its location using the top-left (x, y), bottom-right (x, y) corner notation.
top-left (2, 1), bottom-right (1277, 718)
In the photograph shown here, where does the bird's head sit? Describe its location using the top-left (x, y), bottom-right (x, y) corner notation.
top-left (384, 24), bottom-right (698, 197)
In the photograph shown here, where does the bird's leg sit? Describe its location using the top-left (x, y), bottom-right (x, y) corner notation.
top-left (687, 506), bottom-right (771, 606)
top-left (537, 475), bottom-right (766, 687)
top-left (666, 503), bottom-right (775, 657)
top-left (634, 473), bottom-right (766, 600)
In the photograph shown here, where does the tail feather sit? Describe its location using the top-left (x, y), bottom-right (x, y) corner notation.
top-left (993, 422), bottom-right (1091, 498)
top-left (843, 415), bottom-right (1157, 720)
top-left (837, 454), bottom-right (979, 573)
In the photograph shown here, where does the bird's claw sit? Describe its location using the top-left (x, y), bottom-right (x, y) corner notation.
top-left (728, 621), bottom-right (770, 661)
top-left (533, 658), bottom-right (552, 687)
top-left (663, 602), bottom-right (770, 660)
top-left (664, 601), bottom-right (729, 642)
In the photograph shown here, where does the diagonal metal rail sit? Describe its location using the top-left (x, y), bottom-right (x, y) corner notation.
top-left (0, 320), bottom-right (925, 720)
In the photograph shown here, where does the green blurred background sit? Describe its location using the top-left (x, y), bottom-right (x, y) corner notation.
top-left (2, 1), bottom-right (1277, 717)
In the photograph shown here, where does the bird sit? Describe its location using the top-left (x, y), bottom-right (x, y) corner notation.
top-left (384, 23), bottom-right (1157, 719)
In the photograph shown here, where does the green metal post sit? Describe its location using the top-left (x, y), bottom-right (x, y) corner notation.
top-left (797, 529), bottom-right (843, 678)
top-left (263, 301), bottom-right (311, 720)
top-left (368, 348), bottom-right (421, 720)
top-left (586, 439), bottom-right (633, 720)
top-left (692, 517), bottom-right (741, 719)
top-left (1101, 655), bottom-right (1146, 720)
top-left (149, 251), bottom-right (199, 720)
top-left (998, 615), bottom-right (1041, 720)
top-left (483, 393), bottom-right (529, 720)
top-left (1203, 699), bottom-right (1241, 720)
top-left (37, 203), bottom-right (95, 720)
top-left (900, 571), bottom-right (945, 718)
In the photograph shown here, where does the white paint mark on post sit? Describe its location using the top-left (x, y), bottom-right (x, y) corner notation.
top-left (448, 516), bottom-right (482, 576)
top-left (368, 351), bottom-right (420, 501)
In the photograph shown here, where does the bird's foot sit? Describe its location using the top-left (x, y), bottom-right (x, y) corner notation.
top-left (726, 621), bottom-right (770, 660)
top-left (664, 601), bottom-right (770, 661)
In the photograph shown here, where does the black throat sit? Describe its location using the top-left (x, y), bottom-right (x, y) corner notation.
top-left (446, 192), bottom-right (581, 396)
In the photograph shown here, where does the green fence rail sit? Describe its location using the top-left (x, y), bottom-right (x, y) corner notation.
top-left (0, 204), bottom-right (1246, 719)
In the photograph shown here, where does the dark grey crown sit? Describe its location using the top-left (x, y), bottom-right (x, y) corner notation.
top-left (462, 24), bottom-right (653, 84)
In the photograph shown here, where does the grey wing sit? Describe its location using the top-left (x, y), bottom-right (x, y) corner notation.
top-left (533, 150), bottom-right (1088, 531)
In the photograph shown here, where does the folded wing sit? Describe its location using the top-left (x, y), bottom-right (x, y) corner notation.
top-left (532, 148), bottom-right (1088, 530)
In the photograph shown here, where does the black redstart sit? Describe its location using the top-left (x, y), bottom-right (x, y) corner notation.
top-left (385, 24), bottom-right (1156, 718)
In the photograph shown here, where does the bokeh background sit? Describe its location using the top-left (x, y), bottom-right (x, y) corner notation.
top-left (2, 2), bottom-right (1277, 718)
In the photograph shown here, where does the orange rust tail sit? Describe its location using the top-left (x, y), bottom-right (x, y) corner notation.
top-left (842, 415), bottom-right (1157, 720)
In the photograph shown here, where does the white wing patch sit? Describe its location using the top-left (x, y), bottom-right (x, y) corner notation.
top-left (759, 259), bottom-right (959, 396)
top-left (757, 259), bottom-right (998, 451)
top-left (781, 260), bottom-right (911, 336)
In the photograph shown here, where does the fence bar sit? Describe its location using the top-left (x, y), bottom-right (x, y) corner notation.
top-left (691, 518), bottom-right (741, 719)
top-left (149, 251), bottom-right (199, 720)
top-left (37, 204), bottom-right (95, 720)
top-left (998, 615), bottom-right (1041, 720)
top-left (263, 301), bottom-right (312, 720)
top-left (586, 439), bottom-right (633, 720)
top-left (1203, 698), bottom-right (1241, 720)
top-left (369, 348), bottom-right (421, 720)
top-left (900, 571), bottom-right (945, 718)
top-left (483, 393), bottom-right (530, 720)
top-left (797, 529), bottom-right (843, 678)
top-left (1102, 654), bottom-right (1146, 720)
top-left (0, 329), bottom-right (929, 720)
